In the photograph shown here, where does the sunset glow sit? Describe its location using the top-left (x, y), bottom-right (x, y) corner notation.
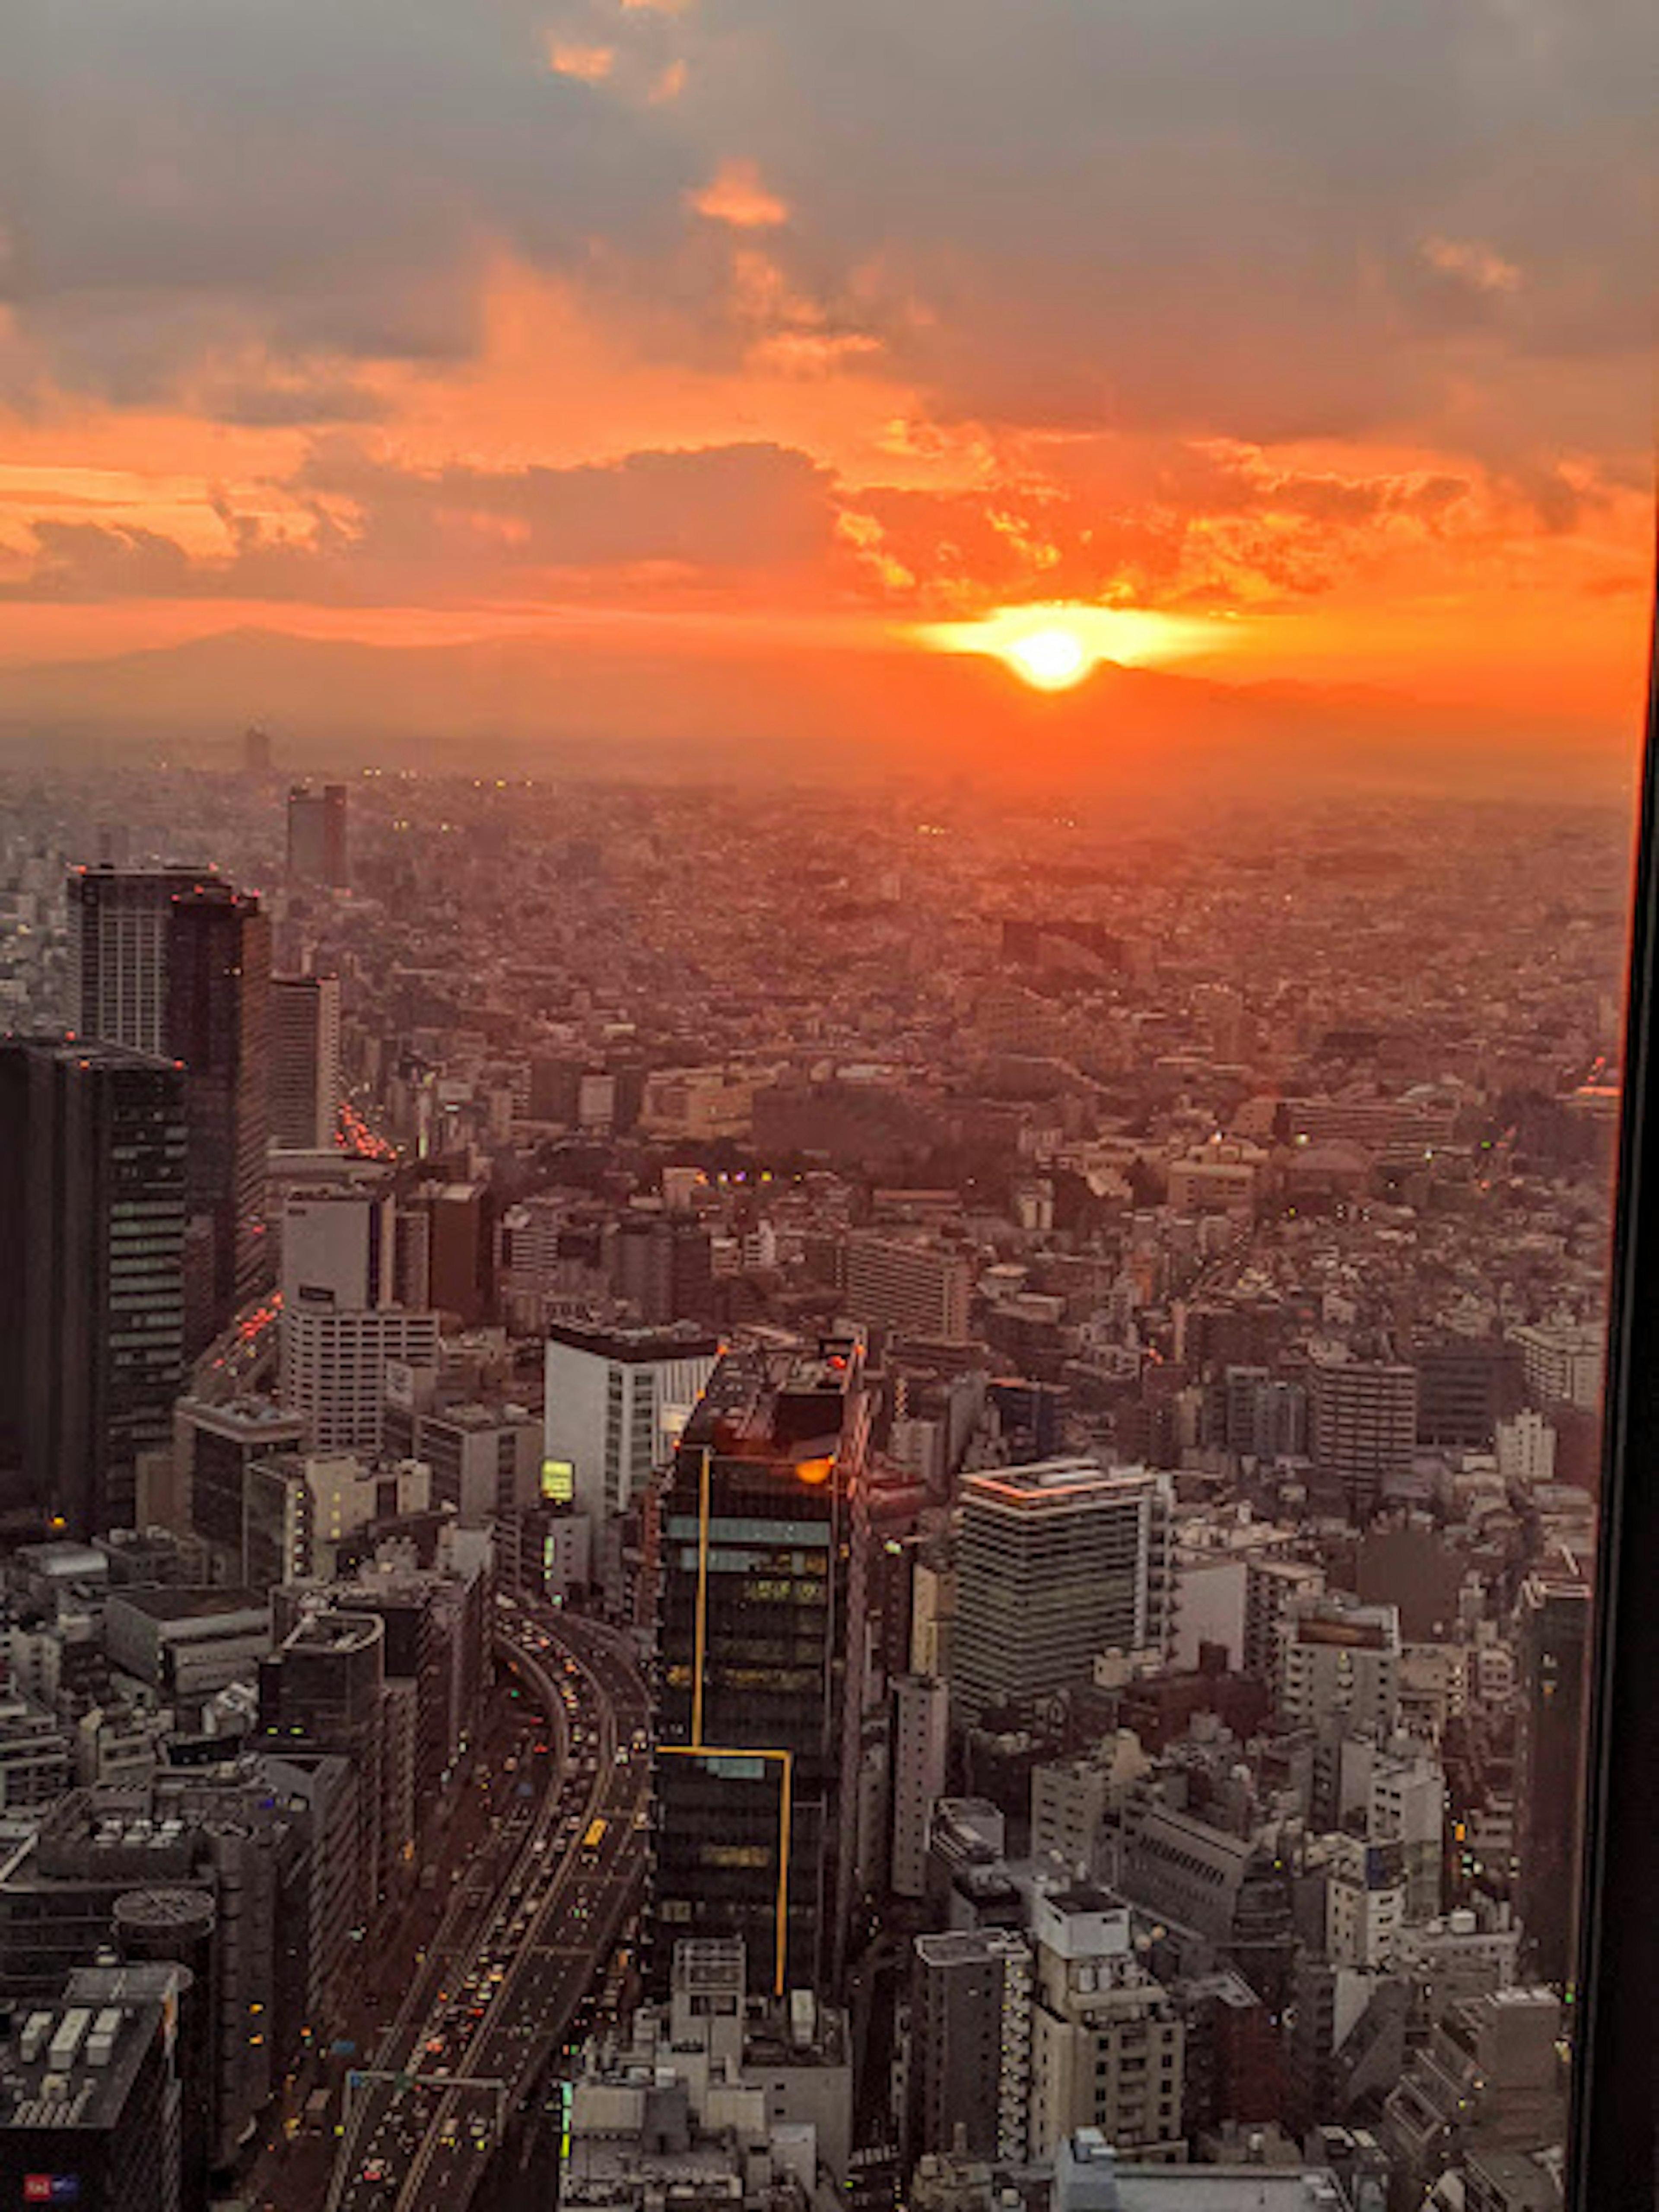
top-left (917, 604), bottom-right (1240, 689)
top-left (1001, 626), bottom-right (1091, 690)
top-left (0, 1), bottom-right (1644, 776)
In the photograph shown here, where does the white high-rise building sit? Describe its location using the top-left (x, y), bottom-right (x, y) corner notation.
top-left (280, 1183), bottom-right (397, 1311)
top-left (950, 1460), bottom-right (1173, 1728)
top-left (543, 1321), bottom-right (720, 1528)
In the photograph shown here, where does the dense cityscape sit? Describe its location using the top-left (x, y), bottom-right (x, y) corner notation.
top-left (0, 742), bottom-right (1626, 2211)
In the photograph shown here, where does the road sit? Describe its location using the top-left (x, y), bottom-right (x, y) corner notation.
top-left (324, 1600), bottom-right (651, 2212)
top-left (191, 1290), bottom-right (282, 1405)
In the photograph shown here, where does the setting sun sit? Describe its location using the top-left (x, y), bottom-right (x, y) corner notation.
top-left (1004, 626), bottom-right (1091, 690)
top-left (913, 602), bottom-right (1240, 691)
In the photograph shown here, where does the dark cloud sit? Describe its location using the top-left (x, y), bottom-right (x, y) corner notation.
top-left (1, 0), bottom-right (1645, 475)
top-left (1, 438), bottom-right (842, 602)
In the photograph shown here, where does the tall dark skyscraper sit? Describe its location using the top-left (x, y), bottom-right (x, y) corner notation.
top-left (0, 1037), bottom-right (187, 1537)
top-left (1514, 1551), bottom-right (1592, 1986)
top-left (286, 783), bottom-right (349, 888)
top-left (269, 973), bottom-right (341, 1149)
top-left (67, 869), bottom-right (271, 1351)
top-left (652, 1335), bottom-right (868, 1999)
top-left (166, 883), bottom-right (272, 1345)
top-left (67, 863), bottom-right (212, 1052)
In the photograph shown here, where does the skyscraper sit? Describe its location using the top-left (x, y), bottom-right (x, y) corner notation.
top-left (950, 1460), bottom-right (1173, 1729)
top-left (1514, 1552), bottom-right (1592, 1986)
top-left (0, 1038), bottom-right (187, 1537)
top-left (67, 868), bottom-right (270, 1351)
top-left (652, 1335), bottom-right (869, 1999)
top-left (165, 883), bottom-right (271, 1346)
top-left (67, 863), bottom-right (213, 1053)
top-left (268, 973), bottom-right (341, 1150)
top-left (286, 783), bottom-right (349, 888)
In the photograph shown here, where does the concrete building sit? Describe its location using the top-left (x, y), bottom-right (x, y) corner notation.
top-left (544, 1319), bottom-right (720, 1530)
top-left (401, 1402), bottom-right (540, 1525)
top-left (566, 1939), bottom-right (851, 2201)
top-left (1508, 1322), bottom-right (1604, 1414)
top-left (844, 1234), bottom-right (973, 1344)
top-left (268, 974), bottom-right (341, 1151)
top-left (280, 1305), bottom-right (440, 1455)
top-left (1308, 1355), bottom-right (1418, 1521)
top-left (909, 1928), bottom-right (1032, 2165)
top-left (890, 1675), bottom-right (950, 1900)
top-left (0, 1967), bottom-right (185, 2212)
top-left (1027, 1885), bottom-right (1185, 2164)
top-left (279, 1182), bottom-right (397, 1312)
top-left (951, 1461), bottom-right (1173, 1728)
top-left (174, 1398), bottom-right (308, 1570)
top-left (103, 1588), bottom-right (272, 1700)
top-left (1280, 1597), bottom-right (1402, 1743)
top-left (0, 1037), bottom-right (188, 1537)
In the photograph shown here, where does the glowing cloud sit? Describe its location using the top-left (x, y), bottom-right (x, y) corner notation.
top-left (1421, 235), bottom-right (1522, 294)
top-left (692, 159), bottom-right (790, 230)
top-left (546, 40), bottom-right (616, 82)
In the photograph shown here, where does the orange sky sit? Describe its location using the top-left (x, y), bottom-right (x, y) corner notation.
top-left (0, 0), bottom-right (1650, 754)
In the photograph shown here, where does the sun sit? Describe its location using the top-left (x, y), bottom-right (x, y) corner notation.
top-left (912, 601), bottom-right (1236, 685)
top-left (1002, 626), bottom-right (1092, 690)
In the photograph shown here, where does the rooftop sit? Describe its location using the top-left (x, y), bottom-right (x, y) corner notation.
top-left (107, 1586), bottom-right (267, 1625)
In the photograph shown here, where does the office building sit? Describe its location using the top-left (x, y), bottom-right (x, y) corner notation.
top-left (1513, 1554), bottom-right (1592, 1985)
top-left (404, 1402), bottom-right (540, 1524)
top-left (1282, 1597), bottom-right (1404, 1827)
top-left (285, 783), bottom-right (348, 889)
top-left (165, 883), bottom-right (270, 1345)
top-left (950, 1460), bottom-right (1173, 1729)
top-left (280, 1305), bottom-right (440, 1454)
top-left (844, 1234), bottom-right (973, 1343)
top-left (1509, 1321), bottom-right (1605, 1413)
top-left (397, 1180), bottom-right (493, 1325)
top-left (65, 862), bottom-right (208, 1053)
top-left (102, 1588), bottom-right (272, 1700)
top-left (544, 1320), bottom-right (721, 1530)
top-left (279, 1181), bottom-right (397, 1311)
top-left (66, 869), bottom-right (270, 1349)
top-left (268, 974), bottom-right (341, 1150)
top-left (652, 1337), bottom-right (870, 1999)
top-left (608, 1213), bottom-right (716, 1325)
top-left (173, 1398), bottom-right (308, 1571)
top-left (1308, 1355), bottom-right (1418, 1521)
top-left (0, 1968), bottom-right (185, 2212)
top-left (0, 1038), bottom-right (187, 1537)
top-left (1413, 1339), bottom-right (1525, 1450)
top-left (909, 1928), bottom-right (1033, 2165)
top-left (256, 1608), bottom-right (388, 1916)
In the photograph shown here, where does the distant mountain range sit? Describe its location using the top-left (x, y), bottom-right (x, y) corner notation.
top-left (0, 623), bottom-right (1631, 798)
